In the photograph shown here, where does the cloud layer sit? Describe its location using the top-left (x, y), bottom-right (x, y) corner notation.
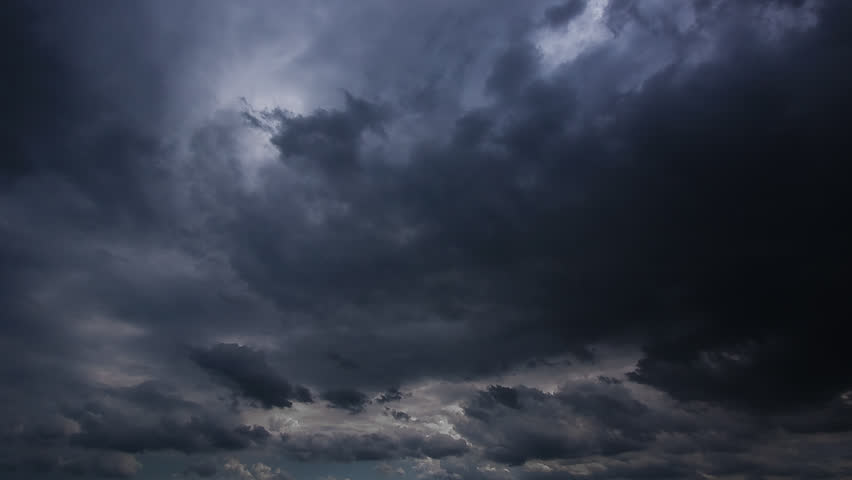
top-left (2, 0), bottom-right (851, 478)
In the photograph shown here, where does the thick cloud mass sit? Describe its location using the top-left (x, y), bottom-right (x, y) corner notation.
top-left (321, 389), bottom-right (371, 414)
top-left (1, 0), bottom-right (851, 478)
top-left (192, 343), bottom-right (313, 409)
top-left (279, 430), bottom-right (469, 462)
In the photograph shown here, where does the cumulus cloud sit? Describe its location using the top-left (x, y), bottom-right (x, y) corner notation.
top-left (192, 343), bottom-right (313, 409)
top-left (2, 0), bottom-right (851, 478)
top-left (321, 389), bottom-right (371, 414)
top-left (455, 380), bottom-right (688, 465)
top-left (376, 387), bottom-right (408, 404)
top-left (279, 430), bottom-right (469, 462)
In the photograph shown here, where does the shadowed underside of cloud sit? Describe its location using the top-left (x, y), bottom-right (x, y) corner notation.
top-left (457, 380), bottom-right (679, 465)
top-left (321, 389), bottom-right (371, 414)
top-left (70, 412), bottom-right (271, 454)
top-left (279, 430), bottom-right (469, 462)
top-left (191, 343), bottom-right (313, 409)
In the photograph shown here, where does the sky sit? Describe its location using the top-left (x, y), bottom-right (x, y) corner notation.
top-left (1, 0), bottom-right (851, 479)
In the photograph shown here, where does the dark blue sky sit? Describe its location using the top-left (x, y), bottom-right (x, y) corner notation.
top-left (2, 1), bottom-right (851, 479)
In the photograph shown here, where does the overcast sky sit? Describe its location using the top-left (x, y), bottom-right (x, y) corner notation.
top-left (2, 0), bottom-right (851, 479)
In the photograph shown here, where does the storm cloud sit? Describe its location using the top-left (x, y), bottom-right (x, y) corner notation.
top-left (192, 343), bottom-right (313, 409)
top-left (1, 0), bottom-right (851, 478)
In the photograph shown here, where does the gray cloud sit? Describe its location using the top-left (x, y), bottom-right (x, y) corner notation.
top-left (321, 389), bottom-right (371, 414)
top-left (70, 413), bottom-right (270, 454)
top-left (544, 0), bottom-right (588, 28)
top-left (0, 451), bottom-right (142, 479)
top-left (268, 92), bottom-right (390, 177)
top-left (455, 380), bottom-right (693, 465)
top-left (279, 430), bottom-right (469, 462)
top-left (2, 0), bottom-right (851, 478)
top-left (376, 387), bottom-right (407, 404)
top-left (192, 343), bottom-right (313, 409)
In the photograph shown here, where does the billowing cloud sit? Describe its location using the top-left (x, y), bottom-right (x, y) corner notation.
top-left (321, 389), bottom-right (371, 414)
top-left (192, 343), bottom-right (313, 409)
top-left (376, 387), bottom-right (408, 404)
top-left (455, 379), bottom-right (691, 465)
top-left (279, 430), bottom-right (469, 462)
top-left (1, 0), bottom-right (851, 478)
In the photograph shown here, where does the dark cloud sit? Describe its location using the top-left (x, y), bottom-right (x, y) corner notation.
top-left (477, 385), bottom-right (522, 410)
top-left (321, 389), bottom-right (371, 414)
top-left (279, 430), bottom-right (469, 462)
top-left (376, 387), bottom-right (407, 404)
top-left (485, 42), bottom-right (541, 99)
top-left (0, 1), bottom-right (173, 228)
top-left (452, 379), bottom-right (826, 476)
top-left (327, 352), bottom-right (360, 370)
top-left (617, 3), bottom-right (852, 409)
top-left (452, 378), bottom-right (852, 478)
top-left (0, 451), bottom-right (142, 479)
top-left (456, 381), bottom-right (691, 465)
top-left (114, 380), bottom-right (200, 412)
top-left (70, 412), bottom-right (269, 454)
top-left (234, 424), bottom-right (272, 443)
top-left (383, 407), bottom-right (411, 422)
top-left (236, 0), bottom-right (852, 415)
top-left (269, 92), bottom-right (389, 176)
top-left (2, 0), bottom-right (852, 477)
top-left (524, 358), bottom-right (565, 369)
top-left (544, 0), bottom-right (587, 27)
top-left (192, 343), bottom-right (313, 409)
